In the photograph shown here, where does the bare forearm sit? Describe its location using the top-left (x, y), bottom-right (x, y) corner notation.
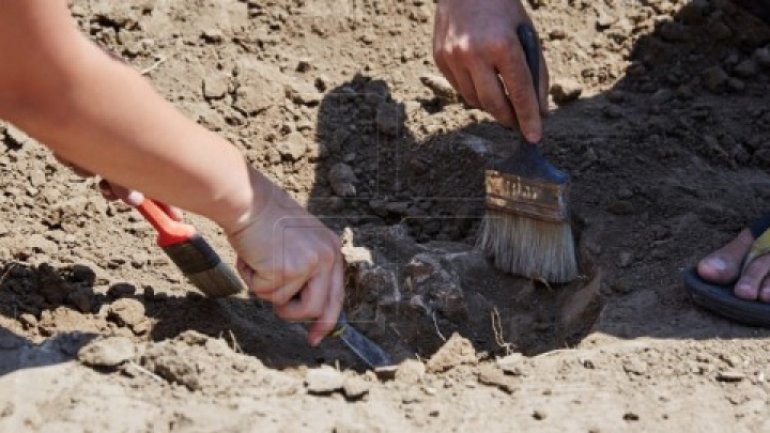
top-left (23, 49), bottom-right (256, 230)
top-left (1, 2), bottom-right (262, 232)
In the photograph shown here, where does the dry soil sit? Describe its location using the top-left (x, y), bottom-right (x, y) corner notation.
top-left (2, 0), bottom-right (770, 432)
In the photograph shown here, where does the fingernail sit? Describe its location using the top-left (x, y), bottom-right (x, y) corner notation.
top-left (126, 190), bottom-right (145, 206)
top-left (526, 131), bottom-right (541, 143)
top-left (707, 257), bottom-right (727, 272)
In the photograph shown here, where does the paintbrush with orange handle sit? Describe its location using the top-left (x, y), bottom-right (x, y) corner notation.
top-left (136, 198), bottom-right (244, 297)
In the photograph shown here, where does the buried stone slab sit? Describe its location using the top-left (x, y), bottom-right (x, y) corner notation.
top-left (343, 225), bottom-right (604, 359)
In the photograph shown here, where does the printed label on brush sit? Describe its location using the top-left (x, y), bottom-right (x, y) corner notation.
top-left (485, 169), bottom-right (569, 222)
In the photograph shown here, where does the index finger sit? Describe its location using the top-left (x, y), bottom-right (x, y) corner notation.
top-left (496, 43), bottom-right (542, 143)
top-left (307, 254), bottom-right (344, 346)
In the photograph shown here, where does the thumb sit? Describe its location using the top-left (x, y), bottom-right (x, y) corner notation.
top-left (98, 179), bottom-right (144, 207)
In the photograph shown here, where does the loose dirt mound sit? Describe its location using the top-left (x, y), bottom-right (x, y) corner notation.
top-left (2, 0), bottom-right (770, 432)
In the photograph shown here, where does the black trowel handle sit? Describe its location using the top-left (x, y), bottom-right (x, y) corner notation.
top-left (516, 23), bottom-right (541, 114)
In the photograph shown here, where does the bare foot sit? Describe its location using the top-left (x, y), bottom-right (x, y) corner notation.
top-left (697, 229), bottom-right (770, 302)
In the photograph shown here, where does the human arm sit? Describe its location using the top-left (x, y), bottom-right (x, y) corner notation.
top-left (0, 0), bottom-right (342, 345)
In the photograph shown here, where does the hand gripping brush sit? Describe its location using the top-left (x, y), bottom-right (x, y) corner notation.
top-left (135, 198), bottom-right (392, 367)
top-left (476, 23), bottom-right (578, 283)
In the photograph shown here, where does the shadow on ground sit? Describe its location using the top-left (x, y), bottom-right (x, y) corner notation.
top-left (0, 260), bottom-right (371, 374)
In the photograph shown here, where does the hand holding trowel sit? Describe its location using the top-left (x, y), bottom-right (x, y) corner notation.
top-left (134, 197), bottom-right (245, 298)
top-left (134, 197), bottom-right (393, 368)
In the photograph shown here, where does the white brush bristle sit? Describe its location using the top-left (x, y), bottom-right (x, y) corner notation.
top-left (477, 210), bottom-right (578, 283)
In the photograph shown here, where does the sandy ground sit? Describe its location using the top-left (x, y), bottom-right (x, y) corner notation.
top-left (2, 0), bottom-right (770, 431)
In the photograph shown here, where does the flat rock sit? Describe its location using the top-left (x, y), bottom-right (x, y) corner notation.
top-left (426, 333), bottom-right (477, 373)
top-left (77, 336), bottom-right (136, 368)
top-left (305, 366), bottom-right (345, 395)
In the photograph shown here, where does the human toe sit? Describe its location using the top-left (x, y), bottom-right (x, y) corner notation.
top-left (734, 254), bottom-right (770, 300)
top-left (697, 230), bottom-right (754, 285)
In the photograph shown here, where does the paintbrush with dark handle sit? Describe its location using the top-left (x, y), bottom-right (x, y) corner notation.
top-left (477, 23), bottom-right (578, 283)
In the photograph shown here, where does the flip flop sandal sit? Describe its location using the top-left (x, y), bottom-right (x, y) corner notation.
top-left (683, 214), bottom-right (770, 328)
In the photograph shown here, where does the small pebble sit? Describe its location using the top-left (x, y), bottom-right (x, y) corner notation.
top-left (716, 370), bottom-right (745, 382)
top-left (201, 28), bottom-right (224, 43)
top-left (623, 412), bottom-right (640, 421)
